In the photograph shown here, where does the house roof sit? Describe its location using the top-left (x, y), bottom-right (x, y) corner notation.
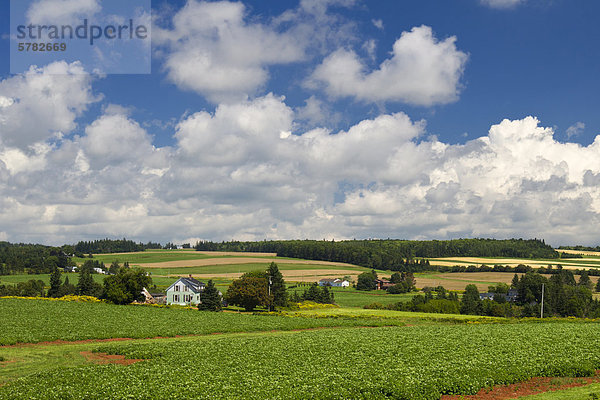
top-left (167, 277), bottom-right (206, 293)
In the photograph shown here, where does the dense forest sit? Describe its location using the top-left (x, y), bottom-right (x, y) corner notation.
top-left (0, 242), bottom-right (73, 275)
top-left (195, 238), bottom-right (559, 269)
top-left (74, 239), bottom-right (161, 254)
top-left (558, 245), bottom-right (600, 252)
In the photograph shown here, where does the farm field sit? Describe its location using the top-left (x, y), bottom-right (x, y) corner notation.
top-left (72, 250), bottom-right (278, 265)
top-left (0, 298), bottom-right (421, 346)
top-left (2, 320), bottom-right (600, 399)
top-left (429, 255), bottom-right (600, 270)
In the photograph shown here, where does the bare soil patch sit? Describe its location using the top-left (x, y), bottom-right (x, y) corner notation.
top-left (441, 373), bottom-right (600, 399)
top-left (80, 351), bottom-right (144, 366)
top-left (139, 258), bottom-right (356, 268)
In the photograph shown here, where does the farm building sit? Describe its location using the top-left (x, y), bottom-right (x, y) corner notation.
top-left (166, 276), bottom-right (206, 306)
top-left (139, 288), bottom-right (166, 305)
top-left (375, 279), bottom-right (393, 290)
top-left (318, 278), bottom-right (350, 287)
top-left (479, 290), bottom-right (518, 302)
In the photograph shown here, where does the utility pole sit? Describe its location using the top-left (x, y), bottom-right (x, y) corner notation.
top-left (268, 275), bottom-right (272, 312)
top-left (540, 283), bottom-right (545, 319)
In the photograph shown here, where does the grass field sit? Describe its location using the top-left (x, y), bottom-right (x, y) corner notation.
top-left (73, 251), bottom-right (249, 265)
top-left (517, 382), bottom-right (600, 399)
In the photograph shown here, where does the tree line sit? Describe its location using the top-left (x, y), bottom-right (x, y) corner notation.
top-left (0, 242), bottom-right (74, 275)
top-left (0, 260), bottom-right (151, 305)
top-left (368, 269), bottom-right (600, 318)
top-left (74, 239), bottom-right (191, 254)
top-left (195, 238), bottom-right (559, 269)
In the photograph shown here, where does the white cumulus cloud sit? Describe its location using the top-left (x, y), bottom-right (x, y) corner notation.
top-left (308, 25), bottom-right (468, 105)
top-left (155, 0), bottom-right (305, 103)
top-left (0, 61), bottom-right (98, 150)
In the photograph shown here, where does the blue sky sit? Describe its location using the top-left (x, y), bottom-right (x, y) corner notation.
top-left (1, 0), bottom-right (600, 246)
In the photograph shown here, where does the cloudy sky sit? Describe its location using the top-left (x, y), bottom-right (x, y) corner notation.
top-left (1, 0), bottom-right (600, 246)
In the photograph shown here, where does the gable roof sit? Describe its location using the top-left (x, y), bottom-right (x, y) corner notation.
top-left (167, 277), bottom-right (206, 293)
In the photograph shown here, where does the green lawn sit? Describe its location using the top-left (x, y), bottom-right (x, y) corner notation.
top-left (288, 286), bottom-right (415, 308)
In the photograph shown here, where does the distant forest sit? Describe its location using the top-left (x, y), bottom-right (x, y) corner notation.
top-left (558, 245), bottom-right (600, 252)
top-left (195, 238), bottom-right (559, 270)
top-left (74, 239), bottom-right (160, 254)
top-left (0, 242), bottom-right (73, 275)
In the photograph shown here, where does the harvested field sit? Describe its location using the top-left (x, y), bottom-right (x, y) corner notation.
top-left (416, 272), bottom-right (599, 291)
top-left (429, 257), bottom-right (600, 270)
top-left (558, 249), bottom-right (600, 257)
top-left (138, 257), bottom-right (355, 269)
top-left (181, 269), bottom-right (361, 282)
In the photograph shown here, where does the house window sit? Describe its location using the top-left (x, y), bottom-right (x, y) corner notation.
top-left (184, 286), bottom-right (188, 292)
top-left (175, 285), bottom-right (180, 292)
top-left (185, 295), bottom-right (191, 302)
top-left (174, 294), bottom-right (180, 302)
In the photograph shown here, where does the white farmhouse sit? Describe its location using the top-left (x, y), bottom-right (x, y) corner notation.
top-left (166, 276), bottom-right (206, 306)
top-left (318, 278), bottom-right (350, 288)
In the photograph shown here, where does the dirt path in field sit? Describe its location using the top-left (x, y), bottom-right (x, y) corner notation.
top-left (80, 351), bottom-right (144, 365)
top-left (441, 372), bottom-right (600, 399)
top-left (138, 257), bottom-right (357, 268)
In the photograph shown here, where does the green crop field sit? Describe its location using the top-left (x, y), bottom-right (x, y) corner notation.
top-left (0, 298), bottom-right (423, 345)
top-left (1, 322), bottom-right (600, 399)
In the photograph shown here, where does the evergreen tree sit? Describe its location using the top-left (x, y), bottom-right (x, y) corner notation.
top-left (76, 265), bottom-right (102, 297)
top-left (320, 285), bottom-right (334, 304)
top-left (198, 280), bottom-right (222, 311)
top-left (460, 284), bottom-right (483, 315)
top-left (267, 262), bottom-right (287, 308)
top-left (578, 271), bottom-right (593, 290)
top-left (60, 276), bottom-right (76, 296)
top-left (595, 278), bottom-right (600, 293)
top-left (47, 267), bottom-right (62, 298)
top-left (108, 261), bottom-right (120, 275)
top-left (511, 273), bottom-right (520, 288)
top-left (302, 283), bottom-right (321, 301)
